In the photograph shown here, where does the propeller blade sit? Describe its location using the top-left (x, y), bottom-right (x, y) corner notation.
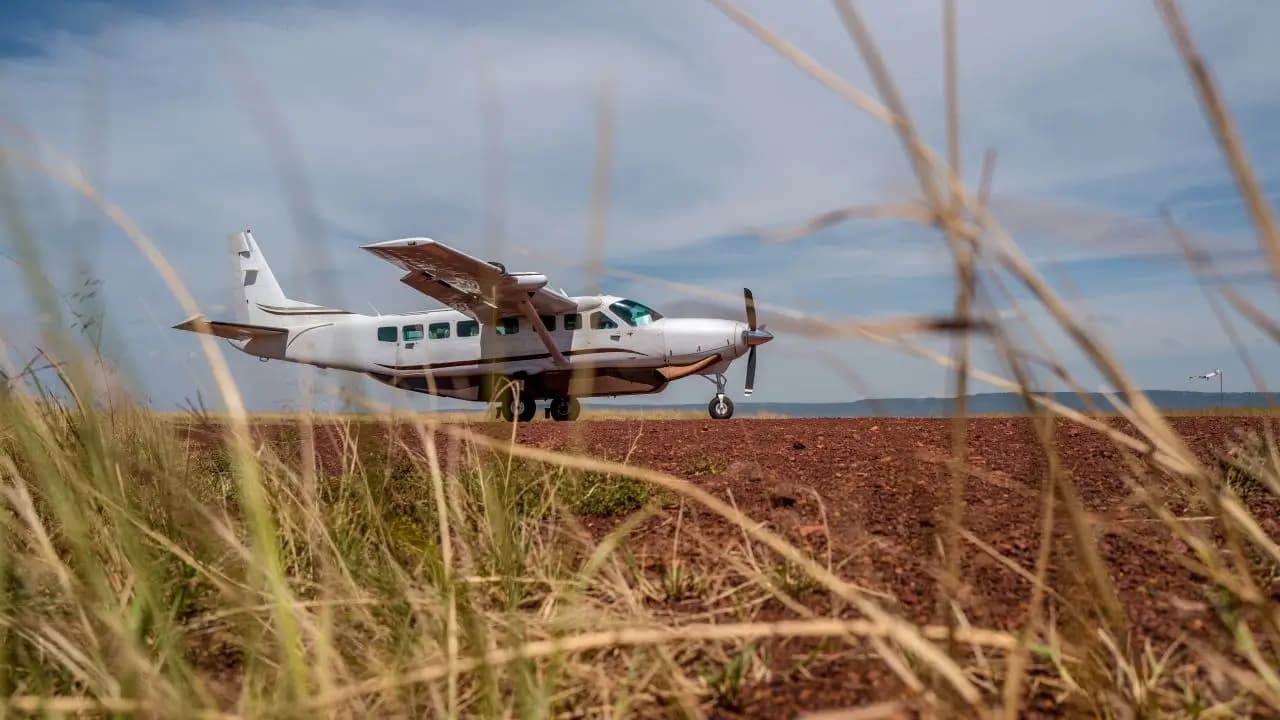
top-left (744, 287), bottom-right (757, 331)
top-left (744, 346), bottom-right (757, 396)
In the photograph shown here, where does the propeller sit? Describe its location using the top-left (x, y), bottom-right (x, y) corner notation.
top-left (742, 288), bottom-right (773, 396)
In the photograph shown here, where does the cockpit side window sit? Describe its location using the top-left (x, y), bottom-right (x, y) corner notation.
top-left (609, 299), bottom-right (663, 327)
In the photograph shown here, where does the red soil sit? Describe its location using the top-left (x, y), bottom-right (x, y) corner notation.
top-left (499, 417), bottom-right (1279, 717)
top-left (243, 415), bottom-right (1278, 717)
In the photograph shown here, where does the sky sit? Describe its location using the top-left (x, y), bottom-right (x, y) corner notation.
top-left (1, 0), bottom-right (1279, 411)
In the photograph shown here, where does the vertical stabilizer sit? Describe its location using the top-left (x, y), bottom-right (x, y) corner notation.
top-left (231, 230), bottom-right (287, 324)
top-left (230, 230), bottom-right (336, 326)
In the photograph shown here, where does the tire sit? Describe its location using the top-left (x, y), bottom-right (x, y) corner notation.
top-left (494, 385), bottom-right (535, 422)
top-left (516, 393), bottom-right (537, 422)
top-left (549, 397), bottom-right (580, 422)
top-left (708, 395), bottom-right (734, 420)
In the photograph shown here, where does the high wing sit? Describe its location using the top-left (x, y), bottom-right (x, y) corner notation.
top-left (361, 238), bottom-right (577, 318)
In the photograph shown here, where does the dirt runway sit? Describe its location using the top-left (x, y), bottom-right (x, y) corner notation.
top-left (269, 414), bottom-right (1279, 715)
top-left (495, 416), bottom-right (1278, 715)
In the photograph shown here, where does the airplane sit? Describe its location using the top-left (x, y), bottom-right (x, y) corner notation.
top-left (174, 230), bottom-right (773, 421)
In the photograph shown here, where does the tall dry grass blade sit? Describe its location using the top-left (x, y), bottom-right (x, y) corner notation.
top-left (571, 80), bottom-right (616, 408)
top-left (1220, 285), bottom-right (1280, 344)
top-left (413, 423), bottom-right (460, 719)
top-left (937, 0), bottom-right (972, 658)
top-left (0, 141), bottom-right (310, 700)
top-left (1156, 0), bottom-right (1280, 282)
top-left (585, 81), bottom-right (614, 296)
top-left (6, 695), bottom-right (237, 719)
top-left (481, 64), bottom-right (508, 261)
top-left (212, 30), bottom-right (346, 325)
top-left (710, 0), bottom-right (1206, 479)
top-left (446, 426), bottom-right (995, 705)
top-left (1165, 210), bottom-right (1271, 395)
top-left (830, 0), bottom-right (942, 210)
top-left (977, 149), bottom-right (997, 211)
top-left (1000, 414), bottom-right (1060, 720)
top-left (309, 617), bottom-right (1016, 708)
top-left (944, 0), bottom-right (960, 216)
top-left (703, 0), bottom-right (894, 126)
top-left (759, 202), bottom-right (932, 244)
top-left (797, 700), bottom-right (907, 720)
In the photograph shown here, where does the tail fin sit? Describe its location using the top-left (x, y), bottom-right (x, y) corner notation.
top-left (231, 230), bottom-right (287, 323)
top-left (231, 230), bottom-right (339, 325)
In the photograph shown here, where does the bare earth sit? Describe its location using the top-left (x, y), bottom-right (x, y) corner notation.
top-left (266, 415), bottom-right (1278, 716)
top-left (479, 416), bottom-right (1278, 717)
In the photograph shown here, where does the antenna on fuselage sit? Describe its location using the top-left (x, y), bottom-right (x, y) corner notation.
top-left (368, 302), bottom-right (381, 316)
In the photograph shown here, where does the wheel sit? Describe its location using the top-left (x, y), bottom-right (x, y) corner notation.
top-left (516, 393), bottom-right (537, 422)
top-left (708, 394), bottom-right (734, 420)
top-left (494, 385), bottom-right (536, 422)
top-left (549, 397), bottom-right (580, 422)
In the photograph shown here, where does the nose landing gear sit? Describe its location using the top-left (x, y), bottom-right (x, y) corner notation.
top-left (709, 394), bottom-right (734, 420)
top-left (705, 373), bottom-right (734, 420)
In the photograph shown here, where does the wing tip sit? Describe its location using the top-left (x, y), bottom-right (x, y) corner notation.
top-left (172, 314), bottom-right (207, 331)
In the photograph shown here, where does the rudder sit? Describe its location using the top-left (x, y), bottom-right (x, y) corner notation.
top-left (231, 230), bottom-right (298, 325)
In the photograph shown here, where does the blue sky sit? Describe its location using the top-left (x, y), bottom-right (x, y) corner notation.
top-left (2, 0), bottom-right (1279, 410)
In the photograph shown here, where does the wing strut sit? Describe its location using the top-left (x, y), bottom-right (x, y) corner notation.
top-left (518, 296), bottom-right (568, 367)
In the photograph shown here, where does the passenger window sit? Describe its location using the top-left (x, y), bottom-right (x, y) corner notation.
top-left (403, 324), bottom-right (424, 341)
top-left (564, 313), bottom-right (582, 331)
top-left (496, 317), bottom-right (519, 335)
top-left (539, 315), bottom-right (556, 331)
top-left (428, 322), bottom-right (450, 339)
top-left (377, 326), bottom-right (397, 342)
top-left (590, 312), bottom-right (617, 330)
top-left (457, 320), bottom-right (479, 337)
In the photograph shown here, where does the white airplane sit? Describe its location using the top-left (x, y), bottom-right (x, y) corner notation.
top-left (174, 231), bottom-right (773, 420)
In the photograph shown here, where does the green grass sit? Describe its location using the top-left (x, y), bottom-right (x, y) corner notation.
top-left (564, 470), bottom-right (653, 516)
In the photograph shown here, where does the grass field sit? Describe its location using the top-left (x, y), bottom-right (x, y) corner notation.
top-left (3, 0), bottom-right (1280, 717)
top-left (4, 401), bottom-right (1280, 717)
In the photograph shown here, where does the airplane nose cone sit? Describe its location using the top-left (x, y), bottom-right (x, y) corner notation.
top-left (743, 328), bottom-right (773, 347)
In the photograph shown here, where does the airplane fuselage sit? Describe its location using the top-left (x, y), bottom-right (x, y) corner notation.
top-left (176, 231), bottom-right (773, 419)
top-left (236, 294), bottom-right (749, 402)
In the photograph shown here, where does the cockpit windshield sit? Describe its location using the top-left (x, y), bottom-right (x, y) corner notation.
top-left (609, 299), bottom-right (664, 327)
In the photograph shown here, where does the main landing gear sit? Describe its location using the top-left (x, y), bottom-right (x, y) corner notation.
top-left (495, 385), bottom-right (580, 423)
top-left (705, 373), bottom-right (734, 420)
top-left (496, 387), bottom-right (537, 423)
top-left (547, 396), bottom-right (581, 422)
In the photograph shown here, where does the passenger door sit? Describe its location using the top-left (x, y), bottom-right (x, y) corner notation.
top-left (371, 323), bottom-right (402, 371)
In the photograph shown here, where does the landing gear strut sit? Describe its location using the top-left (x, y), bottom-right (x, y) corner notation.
top-left (547, 396), bottom-right (581, 422)
top-left (705, 373), bottom-right (734, 420)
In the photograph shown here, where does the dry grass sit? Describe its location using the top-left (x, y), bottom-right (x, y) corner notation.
top-left (2, 0), bottom-right (1279, 717)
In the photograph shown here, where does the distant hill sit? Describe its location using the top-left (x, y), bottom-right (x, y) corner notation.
top-left (603, 391), bottom-right (1280, 418)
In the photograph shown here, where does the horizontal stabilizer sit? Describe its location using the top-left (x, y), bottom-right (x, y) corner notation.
top-left (172, 316), bottom-right (288, 341)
